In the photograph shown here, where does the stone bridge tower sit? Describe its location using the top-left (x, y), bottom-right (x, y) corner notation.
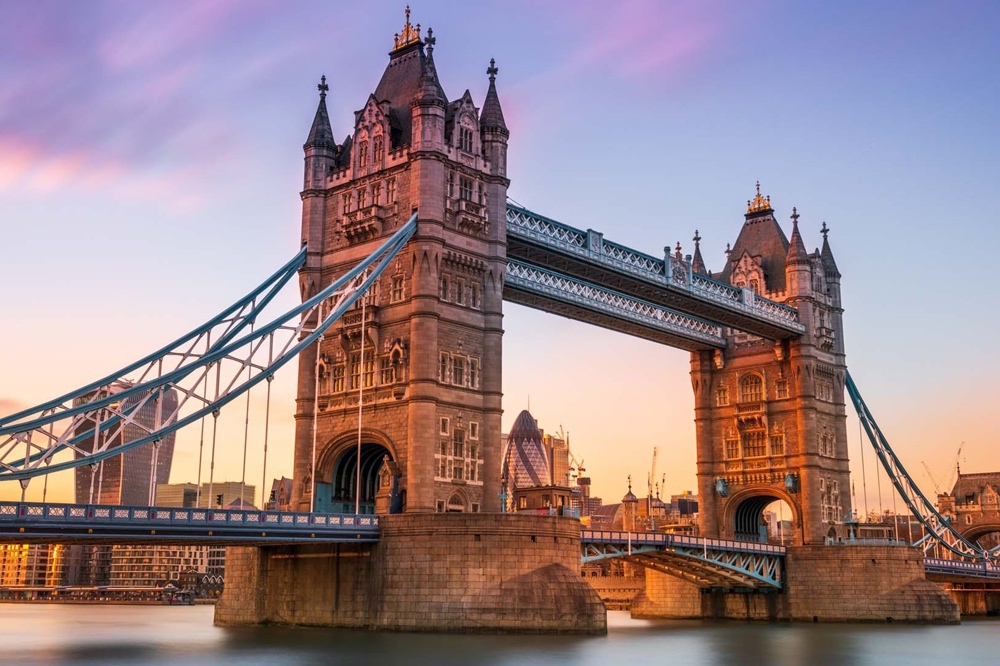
top-left (691, 185), bottom-right (851, 545)
top-left (291, 12), bottom-right (509, 514)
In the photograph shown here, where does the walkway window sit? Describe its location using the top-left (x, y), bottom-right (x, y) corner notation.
top-left (739, 373), bottom-right (764, 403)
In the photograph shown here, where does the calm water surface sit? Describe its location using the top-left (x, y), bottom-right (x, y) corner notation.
top-left (0, 604), bottom-right (996, 665)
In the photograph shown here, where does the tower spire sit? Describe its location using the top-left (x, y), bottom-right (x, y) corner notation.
top-left (480, 57), bottom-right (508, 134)
top-left (786, 206), bottom-right (810, 265)
top-left (691, 229), bottom-right (708, 275)
top-left (305, 74), bottom-right (334, 149)
top-left (415, 27), bottom-right (446, 105)
top-left (820, 221), bottom-right (841, 277)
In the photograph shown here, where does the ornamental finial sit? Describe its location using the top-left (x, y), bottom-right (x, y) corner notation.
top-left (821, 221), bottom-right (829, 239)
top-left (725, 242), bottom-right (731, 258)
top-left (488, 57), bottom-right (498, 83)
top-left (627, 475), bottom-right (632, 492)
top-left (693, 229), bottom-right (701, 247)
top-left (317, 75), bottom-right (329, 99)
top-left (747, 180), bottom-right (773, 214)
top-left (674, 241), bottom-right (682, 259)
top-left (393, 5), bottom-right (421, 51)
top-left (425, 27), bottom-right (435, 54)
top-left (790, 206), bottom-right (800, 226)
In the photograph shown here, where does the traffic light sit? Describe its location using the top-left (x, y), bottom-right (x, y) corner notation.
top-left (216, 494), bottom-right (223, 507)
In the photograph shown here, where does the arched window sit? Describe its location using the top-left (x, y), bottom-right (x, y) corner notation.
top-left (358, 141), bottom-right (368, 168)
top-left (372, 134), bottom-right (383, 161)
top-left (447, 492), bottom-right (466, 513)
top-left (739, 373), bottom-right (764, 403)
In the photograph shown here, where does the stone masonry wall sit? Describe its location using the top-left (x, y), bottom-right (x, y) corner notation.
top-left (628, 544), bottom-right (959, 623)
top-left (216, 514), bottom-right (606, 633)
top-left (785, 545), bottom-right (959, 623)
top-left (631, 569), bottom-right (784, 620)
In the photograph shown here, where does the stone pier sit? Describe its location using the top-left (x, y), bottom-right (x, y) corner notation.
top-left (216, 514), bottom-right (606, 633)
top-left (632, 544), bottom-right (959, 623)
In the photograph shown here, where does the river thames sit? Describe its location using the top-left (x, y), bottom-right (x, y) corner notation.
top-left (0, 605), bottom-right (996, 665)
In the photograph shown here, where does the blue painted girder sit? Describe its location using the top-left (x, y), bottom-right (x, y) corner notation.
top-left (581, 530), bottom-right (784, 589)
top-left (0, 501), bottom-right (380, 545)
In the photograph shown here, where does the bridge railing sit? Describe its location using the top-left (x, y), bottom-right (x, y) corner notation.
top-left (506, 204), bottom-right (804, 333)
top-left (924, 557), bottom-right (1000, 579)
top-left (0, 501), bottom-right (380, 531)
top-left (581, 529), bottom-right (785, 555)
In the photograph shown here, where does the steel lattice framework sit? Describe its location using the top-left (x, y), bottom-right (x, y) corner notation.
top-left (504, 260), bottom-right (725, 350)
top-left (0, 214), bottom-right (417, 485)
top-left (505, 203), bottom-right (805, 341)
top-left (0, 500), bottom-right (379, 545)
top-left (581, 530), bottom-right (784, 589)
top-left (847, 372), bottom-right (1000, 564)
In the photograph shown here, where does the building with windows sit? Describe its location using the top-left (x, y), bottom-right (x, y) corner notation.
top-left (109, 545), bottom-right (208, 588)
top-left (0, 544), bottom-right (64, 587)
top-left (500, 409), bottom-right (578, 513)
top-left (73, 381), bottom-right (178, 506)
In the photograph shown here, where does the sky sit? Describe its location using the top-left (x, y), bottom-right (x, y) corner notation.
top-left (1, 1), bottom-right (999, 511)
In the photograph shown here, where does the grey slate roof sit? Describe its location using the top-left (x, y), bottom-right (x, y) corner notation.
top-left (720, 210), bottom-right (791, 293)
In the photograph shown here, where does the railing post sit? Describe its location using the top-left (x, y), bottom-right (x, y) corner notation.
top-left (663, 247), bottom-right (672, 283)
top-left (586, 229), bottom-right (603, 256)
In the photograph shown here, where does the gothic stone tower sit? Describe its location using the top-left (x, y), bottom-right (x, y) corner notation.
top-left (291, 13), bottom-right (509, 515)
top-left (691, 185), bottom-right (850, 545)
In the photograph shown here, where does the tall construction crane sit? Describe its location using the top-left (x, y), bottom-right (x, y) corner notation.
top-left (921, 442), bottom-right (965, 496)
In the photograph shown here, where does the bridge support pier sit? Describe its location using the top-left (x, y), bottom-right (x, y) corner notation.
top-left (630, 545), bottom-right (959, 623)
top-left (216, 514), bottom-right (606, 633)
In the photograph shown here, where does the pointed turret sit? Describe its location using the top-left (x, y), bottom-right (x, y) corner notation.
top-left (479, 57), bottom-right (510, 181)
top-left (305, 75), bottom-right (335, 149)
top-left (820, 222), bottom-right (841, 278)
top-left (786, 207), bottom-right (810, 266)
top-left (415, 27), bottom-right (447, 106)
top-left (480, 58), bottom-right (508, 135)
top-left (691, 229), bottom-right (708, 275)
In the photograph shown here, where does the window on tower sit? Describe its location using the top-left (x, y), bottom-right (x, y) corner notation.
top-left (739, 373), bottom-right (764, 403)
top-left (358, 141), bottom-right (368, 168)
top-left (387, 179), bottom-right (396, 204)
top-left (460, 127), bottom-right (473, 152)
top-left (460, 177), bottom-right (473, 201)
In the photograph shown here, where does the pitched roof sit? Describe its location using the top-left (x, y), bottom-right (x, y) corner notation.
top-left (950, 472), bottom-right (1000, 502)
top-left (720, 209), bottom-right (790, 292)
top-left (372, 41), bottom-right (439, 148)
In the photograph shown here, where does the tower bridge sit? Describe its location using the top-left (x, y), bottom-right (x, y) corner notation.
top-left (1, 9), bottom-right (997, 631)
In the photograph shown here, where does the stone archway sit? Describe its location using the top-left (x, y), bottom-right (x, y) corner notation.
top-left (315, 430), bottom-right (400, 515)
top-left (724, 487), bottom-right (801, 544)
top-left (962, 524), bottom-right (1000, 551)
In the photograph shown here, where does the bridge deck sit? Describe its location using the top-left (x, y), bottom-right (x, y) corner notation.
top-left (506, 204), bottom-right (805, 341)
top-left (0, 502), bottom-right (380, 545)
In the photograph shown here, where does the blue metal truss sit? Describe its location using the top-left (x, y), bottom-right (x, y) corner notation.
top-left (505, 259), bottom-right (725, 350)
top-left (0, 214), bottom-right (417, 482)
top-left (846, 372), bottom-right (1000, 564)
top-left (0, 501), bottom-right (380, 545)
top-left (505, 203), bottom-right (804, 340)
top-left (581, 530), bottom-right (784, 589)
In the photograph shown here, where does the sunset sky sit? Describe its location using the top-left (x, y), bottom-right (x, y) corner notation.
top-left (1, 1), bottom-right (998, 510)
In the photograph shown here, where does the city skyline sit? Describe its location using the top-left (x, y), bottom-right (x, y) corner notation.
top-left (2, 1), bottom-right (999, 507)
